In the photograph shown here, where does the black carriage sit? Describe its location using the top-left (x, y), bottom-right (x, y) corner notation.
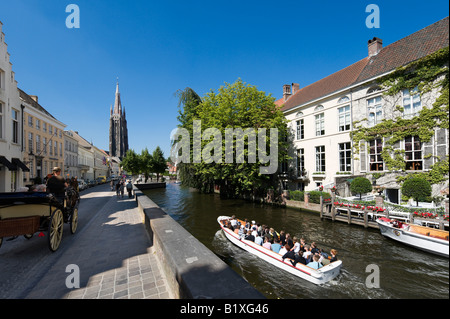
top-left (0, 188), bottom-right (80, 252)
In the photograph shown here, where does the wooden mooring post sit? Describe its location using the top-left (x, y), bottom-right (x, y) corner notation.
top-left (347, 206), bottom-right (352, 225)
top-left (320, 196), bottom-right (323, 220)
top-left (364, 206), bottom-right (369, 228)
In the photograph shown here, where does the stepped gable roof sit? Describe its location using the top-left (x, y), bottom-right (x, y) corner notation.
top-left (281, 16), bottom-right (449, 113)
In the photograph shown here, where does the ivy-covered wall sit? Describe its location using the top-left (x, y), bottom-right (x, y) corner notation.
top-left (350, 47), bottom-right (449, 188)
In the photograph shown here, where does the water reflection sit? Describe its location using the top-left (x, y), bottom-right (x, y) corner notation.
top-left (144, 183), bottom-right (449, 299)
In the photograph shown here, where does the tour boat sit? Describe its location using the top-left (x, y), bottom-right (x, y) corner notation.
top-left (217, 216), bottom-right (342, 285)
top-left (377, 217), bottom-right (449, 257)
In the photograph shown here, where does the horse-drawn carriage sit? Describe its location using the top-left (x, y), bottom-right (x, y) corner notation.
top-left (0, 188), bottom-right (80, 252)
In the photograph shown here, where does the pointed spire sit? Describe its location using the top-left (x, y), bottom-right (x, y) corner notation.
top-left (113, 79), bottom-right (122, 115)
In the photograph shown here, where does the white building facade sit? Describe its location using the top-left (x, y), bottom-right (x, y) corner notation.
top-left (0, 21), bottom-right (26, 192)
top-left (279, 17), bottom-right (449, 203)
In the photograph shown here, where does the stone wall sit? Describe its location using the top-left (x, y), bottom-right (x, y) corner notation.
top-left (134, 187), bottom-right (265, 299)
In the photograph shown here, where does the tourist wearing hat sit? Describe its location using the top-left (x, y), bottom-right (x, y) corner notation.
top-left (46, 167), bottom-right (68, 199)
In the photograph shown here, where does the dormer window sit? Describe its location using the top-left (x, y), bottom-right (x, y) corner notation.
top-left (338, 96), bottom-right (350, 104)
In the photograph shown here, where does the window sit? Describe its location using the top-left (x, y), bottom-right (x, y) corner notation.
top-left (367, 86), bottom-right (381, 95)
top-left (59, 142), bottom-right (62, 157)
top-left (315, 113), bottom-right (325, 136)
top-left (43, 122), bottom-right (47, 133)
top-left (28, 132), bottom-right (34, 153)
top-left (36, 135), bottom-right (41, 153)
top-left (315, 146), bottom-right (326, 172)
top-left (28, 115), bottom-right (33, 127)
top-left (369, 139), bottom-right (383, 171)
top-left (0, 102), bottom-right (3, 139)
top-left (12, 109), bottom-right (19, 143)
top-left (339, 142), bottom-right (352, 172)
top-left (0, 69), bottom-right (5, 89)
top-left (403, 87), bottom-right (421, 117)
top-left (367, 96), bottom-right (382, 127)
top-left (338, 96), bottom-right (350, 104)
top-left (297, 148), bottom-right (305, 177)
top-left (49, 125), bottom-right (52, 135)
top-left (36, 119), bottom-right (40, 130)
top-left (296, 119), bottom-right (304, 140)
top-left (43, 137), bottom-right (47, 155)
top-left (54, 141), bottom-right (58, 156)
top-left (338, 105), bottom-right (351, 132)
top-left (405, 136), bottom-right (422, 171)
top-left (49, 138), bottom-right (53, 155)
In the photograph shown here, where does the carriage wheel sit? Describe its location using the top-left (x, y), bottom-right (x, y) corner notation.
top-left (48, 208), bottom-right (64, 252)
top-left (70, 207), bottom-right (79, 234)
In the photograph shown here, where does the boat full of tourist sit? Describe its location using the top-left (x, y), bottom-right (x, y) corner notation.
top-left (377, 217), bottom-right (449, 257)
top-left (217, 216), bottom-right (342, 285)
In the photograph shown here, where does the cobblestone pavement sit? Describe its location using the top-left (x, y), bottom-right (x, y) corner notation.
top-left (24, 190), bottom-right (173, 299)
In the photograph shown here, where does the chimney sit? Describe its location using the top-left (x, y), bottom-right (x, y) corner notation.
top-left (283, 84), bottom-right (292, 101)
top-left (30, 95), bottom-right (38, 103)
top-left (292, 83), bottom-right (300, 95)
top-left (368, 37), bottom-right (383, 57)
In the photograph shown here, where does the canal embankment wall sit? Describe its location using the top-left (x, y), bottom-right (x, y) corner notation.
top-left (134, 186), bottom-right (265, 299)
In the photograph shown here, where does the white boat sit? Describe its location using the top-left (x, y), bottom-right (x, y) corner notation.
top-left (377, 217), bottom-right (449, 257)
top-left (217, 216), bottom-right (342, 285)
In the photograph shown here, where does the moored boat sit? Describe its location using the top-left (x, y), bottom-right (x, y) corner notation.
top-left (217, 216), bottom-right (342, 285)
top-left (377, 217), bottom-right (449, 257)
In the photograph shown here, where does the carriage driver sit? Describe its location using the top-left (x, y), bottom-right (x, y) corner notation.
top-left (46, 167), bottom-right (68, 201)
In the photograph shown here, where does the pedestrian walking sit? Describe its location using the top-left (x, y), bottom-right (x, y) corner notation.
top-left (116, 181), bottom-right (121, 198)
top-left (126, 180), bottom-right (133, 198)
top-left (120, 181), bottom-right (125, 198)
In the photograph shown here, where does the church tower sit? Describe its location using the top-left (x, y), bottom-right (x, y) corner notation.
top-left (109, 81), bottom-right (129, 159)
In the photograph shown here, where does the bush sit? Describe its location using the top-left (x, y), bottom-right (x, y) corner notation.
top-left (309, 191), bottom-right (331, 204)
top-left (401, 177), bottom-right (432, 206)
top-left (350, 177), bottom-right (373, 199)
top-left (290, 190), bottom-right (304, 201)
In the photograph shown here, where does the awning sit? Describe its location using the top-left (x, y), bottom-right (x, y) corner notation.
top-left (0, 156), bottom-right (17, 171)
top-left (12, 158), bottom-right (30, 172)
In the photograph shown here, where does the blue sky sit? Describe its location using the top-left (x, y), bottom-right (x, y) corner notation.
top-left (0, 0), bottom-right (448, 157)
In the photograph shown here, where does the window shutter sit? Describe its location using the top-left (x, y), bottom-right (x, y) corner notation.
top-left (360, 141), bottom-right (367, 172)
top-left (436, 128), bottom-right (448, 159)
top-left (423, 136), bottom-right (434, 170)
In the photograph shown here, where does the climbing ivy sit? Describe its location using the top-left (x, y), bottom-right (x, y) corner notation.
top-left (351, 47), bottom-right (449, 184)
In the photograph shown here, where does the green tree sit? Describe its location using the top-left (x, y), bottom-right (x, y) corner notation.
top-left (121, 150), bottom-right (141, 176)
top-left (140, 148), bottom-right (154, 183)
top-left (350, 177), bottom-right (373, 200)
top-left (176, 79), bottom-right (289, 197)
top-left (401, 177), bottom-right (432, 206)
top-left (152, 146), bottom-right (167, 182)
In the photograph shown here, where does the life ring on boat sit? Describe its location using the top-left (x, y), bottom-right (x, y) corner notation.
top-left (394, 230), bottom-right (401, 236)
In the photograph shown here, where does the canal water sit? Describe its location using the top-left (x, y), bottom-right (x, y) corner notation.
top-left (144, 183), bottom-right (449, 299)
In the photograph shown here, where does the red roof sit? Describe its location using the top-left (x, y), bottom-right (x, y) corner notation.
top-left (281, 16), bottom-right (449, 113)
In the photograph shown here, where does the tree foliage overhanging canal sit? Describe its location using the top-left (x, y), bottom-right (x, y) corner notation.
top-left (173, 79), bottom-right (290, 198)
